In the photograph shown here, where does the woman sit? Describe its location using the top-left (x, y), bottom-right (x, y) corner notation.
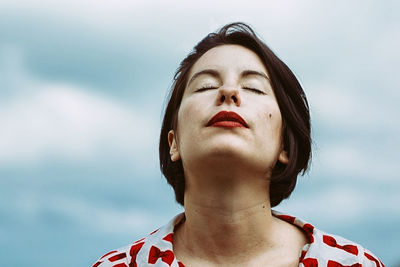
top-left (93, 23), bottom-right (384, 267)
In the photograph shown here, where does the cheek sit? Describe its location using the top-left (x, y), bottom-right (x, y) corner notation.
top-left (177, 93), bottom-right (209, 126)
top-left (177, 100), bottom-right (195, 130)
top-left (175, 97), bottom-right (202, 144)
top-left (269, 108), bottom-right (283, 133)
top-left (256, 101), bottom-right (283, 141)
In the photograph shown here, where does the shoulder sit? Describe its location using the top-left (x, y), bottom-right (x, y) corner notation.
top-left (91, 232), bottom-right (165, 267)
top-left (91, 246), bottom-right (130, 267)
top-left (303, 230), bottom-right (385, 267)
top-left (91, 231), bottom-right (163, 267)
top-left (91, 213), bottom-right (184, 267)
top-left (272, 210), bottom-right (385, 267)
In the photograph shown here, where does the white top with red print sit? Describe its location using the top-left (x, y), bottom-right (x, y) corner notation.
top-left (92, 211), bottom-right (385, 267)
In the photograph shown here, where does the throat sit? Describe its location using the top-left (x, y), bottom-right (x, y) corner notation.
top-left (173, 208), bottom-right (307, 267)
top-left (174, 201), bottom-right (277, 262)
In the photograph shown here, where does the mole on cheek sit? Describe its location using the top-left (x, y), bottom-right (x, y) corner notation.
top-left (269, 114), bottom-right (272, 118)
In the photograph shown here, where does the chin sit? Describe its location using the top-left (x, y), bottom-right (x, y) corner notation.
top-left (197, 144), bottom-right (252, 167)
top-left (187, 148), bottom-right (272, 178)
top-left (204, 138), bottom-right (248, 155)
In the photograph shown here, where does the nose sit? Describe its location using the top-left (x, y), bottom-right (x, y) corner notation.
top-left (216, 86), bottom-right (241, 106)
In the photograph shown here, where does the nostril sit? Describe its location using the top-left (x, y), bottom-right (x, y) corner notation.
top-left (220, 95), bottom-right (226, 102)
top-left (232, 95), bottom-right (237, 103)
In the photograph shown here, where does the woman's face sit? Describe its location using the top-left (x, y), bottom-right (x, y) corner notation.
top-left (168, 44), bottom-right (288, 176)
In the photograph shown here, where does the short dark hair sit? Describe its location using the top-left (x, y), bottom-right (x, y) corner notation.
top-left (159, 22), bottom-right (311, 207)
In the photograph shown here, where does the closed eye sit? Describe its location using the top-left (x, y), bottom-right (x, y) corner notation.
top-left (195, 85), bottom-right (218, 92)
top-left (243, 86), bottom-right (266, 95)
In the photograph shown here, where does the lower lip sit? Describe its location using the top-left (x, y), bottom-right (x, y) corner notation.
top-left (210, 121), bottom-right (246, 128)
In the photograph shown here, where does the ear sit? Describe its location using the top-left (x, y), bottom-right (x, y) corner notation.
top-left (168, 130), bottom-right (181, 162)
top-left (278, 150), bottom-right (289, 165)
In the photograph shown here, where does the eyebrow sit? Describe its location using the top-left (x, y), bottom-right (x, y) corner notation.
top-left (241, 70), bottom-right (270, 81)
top-left (187, 69), bottom-right (270, 87)
top-left (187, 69), bottom-right (220, 87)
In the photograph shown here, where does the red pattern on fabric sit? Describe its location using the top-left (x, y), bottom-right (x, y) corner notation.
top-left (323, 235), bottom-right (358, 256)
top-left (92, 250), bottom-right (119, 267)
top-left (100, 250), bottom-right (118, 259)
top-left (302, 223), bottom-right (315, 243)
top-left (148, 245), bottom-right (174, 265)
top-left (276, 214), bottom-right (296, 224)
top-left (327, 260), bottom-right (361, 267)
top-left (134, 238), bottom-right (145, 244)
top-left (92, 212), bottom-right (385, 267)
top-left (301, 257), bottom-right (318, 267)
top-left (299, 250), bottom-right (307, 261)
top-left (150, 229), bottom-right (159, 235)
top-left (364, 251), bottom-right (384, 267)
top-left (163, 233), bottom-right (173, 243)
top-left (109, 252), bottom-right (126, 262)
top-left (128, 242), bottom-right (145, 267)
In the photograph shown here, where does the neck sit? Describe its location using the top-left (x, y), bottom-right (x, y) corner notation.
top-left (174, 169), bottom-right (283, 265)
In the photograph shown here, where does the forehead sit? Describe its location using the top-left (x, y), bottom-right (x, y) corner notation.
top-left (188, 44), bottom-right (268, 78)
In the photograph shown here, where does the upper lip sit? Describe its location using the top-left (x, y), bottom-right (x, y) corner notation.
top-left (207, 111), bottom-right (248, 128)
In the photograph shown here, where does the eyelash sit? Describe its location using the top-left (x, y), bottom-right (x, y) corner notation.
top-left (195, 85), bottom-right (265, 95)
top-left (243, 86), bottom-right (265, 95)
top-left (196, 85), bottom-right (218, 92)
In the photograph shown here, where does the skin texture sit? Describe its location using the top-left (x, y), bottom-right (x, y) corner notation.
top-left (168, 45), bottom-right (306, 266)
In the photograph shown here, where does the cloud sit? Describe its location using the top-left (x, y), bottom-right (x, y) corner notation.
top-left (280, 185), bottom-right (400, 226)
top-left (48, 195), bottom-right (167, 236)
top-left (308, 83), bottom-right (399, 131)
top-left (306, 81), bottom-right (399, 183)
top-left (317, 142), bottom-right (398, 181)
top-left (11, 187), bottom-right (170, 236)
top-left (0, 1), bottom-right (398, 266)
top-left (0, 47), bottom-right (159, 166)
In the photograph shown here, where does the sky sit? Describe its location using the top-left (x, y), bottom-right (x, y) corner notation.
top-left (0, 0), bottom-right (399, 266)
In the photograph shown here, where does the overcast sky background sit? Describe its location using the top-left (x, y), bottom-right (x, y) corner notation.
top-left (0, 0), bottom-right (399, 266)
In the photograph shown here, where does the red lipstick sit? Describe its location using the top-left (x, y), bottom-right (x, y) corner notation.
top-left (207, 111), bottom-right (248, 128)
